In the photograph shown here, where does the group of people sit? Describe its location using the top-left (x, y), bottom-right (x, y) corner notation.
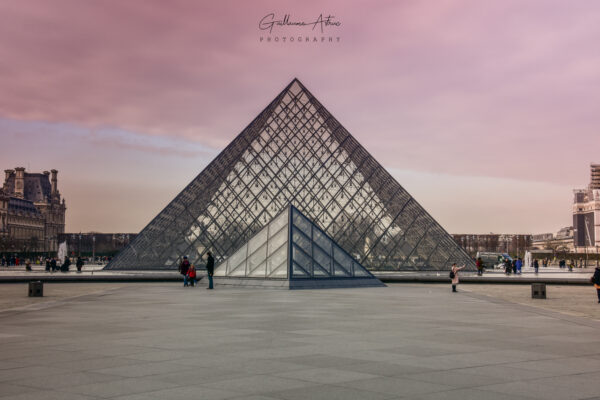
top-left (178, 252), bottom-right (215, 289)
top-left (503, 257), bottom-right (524, 275)
top-left (44, 256), bottom-right (85, 272)
top-left (1, 255), bottom-right (21, 266)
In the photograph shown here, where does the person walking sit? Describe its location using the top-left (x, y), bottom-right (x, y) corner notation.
top-left (206, 252), bottom-right (214, 290)
top-left (534, 258), bottom-right (539, 274)
top-left (450, 263), bottom-right (465, 292)
top-left (76, 257), bottom-right (84, 273)
top-left (178, 256), bottom-right (190, 287)
top-left (516, 257), bottom-right (522, 275)
top-left (476, 257), bottom-right (483, 276)
top-left (591, 266), bottom-right (600, 303)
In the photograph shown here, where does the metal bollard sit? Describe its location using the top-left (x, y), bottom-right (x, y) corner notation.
top-left (28, 281), bottom-right (43, 297)
top-left (531, 283), bottom-right (546, 299)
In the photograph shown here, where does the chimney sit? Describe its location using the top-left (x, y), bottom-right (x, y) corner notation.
top-left (3, 169), bottom-right (13, 191)
top-left (51, 169), bottom-right (58, 195)
top-left (14, 167), bottom-right (25, 198)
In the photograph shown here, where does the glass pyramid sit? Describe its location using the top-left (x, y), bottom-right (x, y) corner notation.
top-left (106, 79), bottom-right (474, 272)
top-left (213, 206), bottom-right (385, 288)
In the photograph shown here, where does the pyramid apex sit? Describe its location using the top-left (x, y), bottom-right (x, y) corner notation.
top-left (289, 77), bottom-right (304, 87)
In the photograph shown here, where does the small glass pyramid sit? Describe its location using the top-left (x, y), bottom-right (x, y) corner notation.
top-left (213, 205), bottom-right (385, 289)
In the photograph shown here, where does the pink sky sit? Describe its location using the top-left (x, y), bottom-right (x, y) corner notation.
top-left (1, 0), bottom-right (599, 234)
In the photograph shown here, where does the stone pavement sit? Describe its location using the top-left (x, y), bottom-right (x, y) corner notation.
top-left (1, 283), bottom-right (600, 400)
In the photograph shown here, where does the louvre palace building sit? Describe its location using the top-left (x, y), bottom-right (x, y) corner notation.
top-left (0, 168), bottom-right (66, 253)
top-left (107, 79), bottom-right (475, 272)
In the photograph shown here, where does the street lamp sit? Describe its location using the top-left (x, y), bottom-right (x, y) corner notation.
top-left (92, 235), bottom-right (96, 262)
top-left (584, 219), bottom-right (592, 268)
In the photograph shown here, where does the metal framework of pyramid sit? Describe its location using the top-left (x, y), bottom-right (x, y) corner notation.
top-left (213, 205), bottom-right (385, 289)
top-left (106, 78), bottom-right (475, 271)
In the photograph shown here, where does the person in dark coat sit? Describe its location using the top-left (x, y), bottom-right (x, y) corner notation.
top-left (45, 257), bottom-right (51, 272)
top-left (592, 266), bottom-right (600, 303)
top-left (178, 256), bottom-right (190, 287)
top-left (206, 252), bottom-right (214, 290)
top-left (76, 257), bottom-right (84, 273)
top-left (533, 258), bottom-right (539, 274)
top-left (504, 258), bottom-right (512, 275)
top-left (60, 257), bottom-right (71, 272)
top-left (50, 257), bottom-right (57, 272)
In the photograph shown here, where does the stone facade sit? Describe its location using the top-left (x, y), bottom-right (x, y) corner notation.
top-left (0, 168), bottom-right (66, 253)
top-left (531, 227), bottom-right (574, 252)
top-left (57, 233), bottom-right (136, 257)
top-left (573, 164), bottom-right (600, 250)
top-left (452, 234), bottom-right (533, 257)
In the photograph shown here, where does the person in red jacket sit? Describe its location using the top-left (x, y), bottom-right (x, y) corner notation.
top-left (187, 264), bottom-right (197, 287)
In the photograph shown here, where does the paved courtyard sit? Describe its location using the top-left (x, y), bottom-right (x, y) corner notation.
top-left (1, 283), bottom-right (600, 400)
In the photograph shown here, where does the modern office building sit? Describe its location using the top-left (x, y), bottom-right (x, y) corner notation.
top-left (106, 79), bottom-right (475, 271)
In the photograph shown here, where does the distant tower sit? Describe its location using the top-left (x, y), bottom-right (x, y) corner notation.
top-left (14, 167), bottom-right (25, 198)
top-left (591, 164), bottom-right (600, 190)
top-left (50, 169), bottom-right (58, 198)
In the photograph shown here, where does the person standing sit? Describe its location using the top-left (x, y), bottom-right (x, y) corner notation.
top-left (61, 257), bottom-right (71, 272)
top-left (534, 258), bottom-right (539, 274)
top-left (50, 257), bottom-right (57, 272)
top-left (543, 258), bottom-right (548, 268)
top-left (504, 258), bottom-right (512, 275)
top-left (591, 266), bottom-right (600, 303)
top-left (178, 256), bottom-right (190, 287)
top-left (206, 252), bottom-right (214, 290)
top-left (450, 263), bottom-right (465, 292)
top-left (187, 264), bottom-right (197, 287)
top-left (516, 257), bottom-right (522, 275)
top-left (476, 257), bottom-right (483, 276)
top-left (76, 257), bottom-right (84, 273)
top-left (25, 259), bottom-right (32, 271)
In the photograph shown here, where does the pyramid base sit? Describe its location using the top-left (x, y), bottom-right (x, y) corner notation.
top-left (214, 277), bottom-right (386, 290)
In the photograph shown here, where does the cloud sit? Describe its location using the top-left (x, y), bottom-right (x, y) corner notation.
top-left (1, 0), bottom-right (599, 232)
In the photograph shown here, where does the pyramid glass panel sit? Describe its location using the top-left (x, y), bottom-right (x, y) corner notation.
top-left (106, 79), bottom-right (474, 272)
top-left (211, 205), bottom-right (384, 288)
